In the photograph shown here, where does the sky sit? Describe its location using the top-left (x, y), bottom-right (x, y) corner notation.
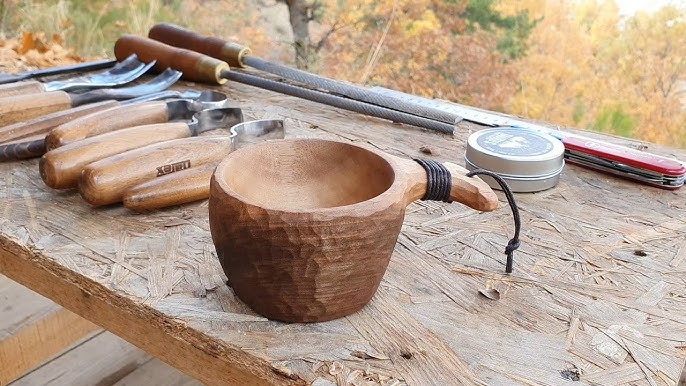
top-left (615, 0), bottom-right (682, 15)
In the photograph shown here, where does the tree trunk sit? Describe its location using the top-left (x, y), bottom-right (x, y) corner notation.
top-left (284, 0), bottom-right (314, 70)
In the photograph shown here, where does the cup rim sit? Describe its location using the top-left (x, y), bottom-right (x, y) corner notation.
top-left (212, 138), bottom-right (406, 215)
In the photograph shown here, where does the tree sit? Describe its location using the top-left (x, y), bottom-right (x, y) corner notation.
top-left (308, 0), bottom-right (534, 110)
top-left (509, 0), bottom-right (686, 147)
top-left (276, 0), bottom-right (324, 70)
top-left (274, 0), bottom-right (535, 111)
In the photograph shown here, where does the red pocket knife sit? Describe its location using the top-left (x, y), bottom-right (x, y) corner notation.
top-left (370, 87), bottom-right (686, 190)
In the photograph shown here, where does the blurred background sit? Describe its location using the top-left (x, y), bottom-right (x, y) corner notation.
top-left (0, 0), bottom-right (684, 148)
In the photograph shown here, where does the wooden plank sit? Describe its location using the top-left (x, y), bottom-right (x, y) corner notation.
top-left (0, 242), bottom-right (304, 386)
top-left (0, 274), bottom-right (57, 342)
top-left (113, 358), bottom-right (202, 386)
top-left (0, 307), bottom-right (100, 384)
top-left (1, 80), bottom-right (685, 385)
top-left (12, 332), bottom-right (151, 386)
top-left (0, 275), bottom-right (101, 384)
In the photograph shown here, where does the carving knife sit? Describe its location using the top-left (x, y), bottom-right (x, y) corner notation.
top-left (79, 136), bottom-right (235, 207)
top-left (40, 107), bottom-right (243, 189)
top-left (122, 119), bottom-right (285, 212)
top-left (44, 90), bottom-right (229, 150)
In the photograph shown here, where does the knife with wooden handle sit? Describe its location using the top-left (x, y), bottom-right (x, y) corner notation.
top-left (0, 100), bottom-right (118, 144)
top-left (41, 107), bottom-right (242, 189)
top-left (123, 163), bottom-right (218, 212)
top-left (79, 136), bottom-right (233, 207)
top-left (0, 134), bottom-right (46, 161)
top-left (0, 68), bottom-right (181, 127)
top-left (41, 122), bottom-right (193, 189)
top-left (45, 90), bottom-right (229, 150)
top-left (45, 101), bottom-right (170, 150)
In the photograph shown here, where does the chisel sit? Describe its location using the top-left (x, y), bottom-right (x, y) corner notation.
top-left (40, 107), bottom-right (242, 189)
top-left (123, 162), bottom-right (217, 212)
top-left (79, 136), bottom-right (234, 207)
top-left (0, 55), bottom-right (150, 98)
top-left (0, 90), bottom-right (203, 162)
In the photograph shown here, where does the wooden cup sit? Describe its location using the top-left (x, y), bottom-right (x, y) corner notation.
top-left (209, 139), bottom-right (498, 323)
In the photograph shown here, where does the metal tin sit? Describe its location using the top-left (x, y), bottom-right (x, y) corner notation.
top-left (464, 128), bottom-right (565, 192)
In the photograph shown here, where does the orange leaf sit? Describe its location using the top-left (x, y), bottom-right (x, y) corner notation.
top-left (18, 32), bottom-right (35, 55)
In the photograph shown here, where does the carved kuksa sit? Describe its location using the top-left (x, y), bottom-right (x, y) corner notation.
top-left (209, 139), bottom-right (498, 323)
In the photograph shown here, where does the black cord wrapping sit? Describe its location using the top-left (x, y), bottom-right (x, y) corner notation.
top-left (413, 159), bottom-right (521, 274)
top-left (413, 159), bottom-right (453, 202)
top-left (466, 169), bottom-right (521, 274)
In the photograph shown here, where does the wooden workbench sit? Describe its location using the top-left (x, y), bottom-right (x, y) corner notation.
top-left (1, 79), bottom-right (685, 386)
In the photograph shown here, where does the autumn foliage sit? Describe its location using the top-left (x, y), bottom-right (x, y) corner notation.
top-left (0, 0), bottom-right (684, 148)
top-left (317, 0), bottom-right (520, 111)
top-left (509, 0), bottom-right (686, 147)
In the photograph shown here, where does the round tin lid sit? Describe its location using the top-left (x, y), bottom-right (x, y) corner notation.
top-left (465, 128), bottom-right (565, 178)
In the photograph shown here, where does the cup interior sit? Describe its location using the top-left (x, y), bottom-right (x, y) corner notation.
top-left (216, 139), bottom-right (395, 210)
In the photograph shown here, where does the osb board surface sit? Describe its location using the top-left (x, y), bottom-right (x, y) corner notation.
top-left (1, 80), bottom-right (686, 386)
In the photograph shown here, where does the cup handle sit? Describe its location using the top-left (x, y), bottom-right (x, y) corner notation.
top-left (394, 156), bottom-right (499, 211)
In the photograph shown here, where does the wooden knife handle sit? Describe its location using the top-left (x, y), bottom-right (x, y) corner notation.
top-left (123, 162), bottom-right (217, 211)
top-left (148, 23), bottom-right (250, 68)
top-left (114, 35), bottom-right (229, 84)
top-left (0, 91), bottom-right (72, 126)
top-left (0, 80), bottom-right (47, 98)
top-left (41, 122), bottom-right (192, 189)
top-left (0, 100), bottom-right (119, 144)
top-left (79, 136), bottom-right (232, 207)
top-left (45, 101), bottom-right (170, 150)
top-left (0, 136), bottom-right (46, 161)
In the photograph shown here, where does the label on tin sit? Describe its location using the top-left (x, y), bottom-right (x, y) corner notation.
top-left (477, 131), bottom-right (553, 157)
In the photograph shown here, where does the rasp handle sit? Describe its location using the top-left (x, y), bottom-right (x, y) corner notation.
top-left (148, 23), bottom-right (250, 68)
top-left (114, 35), bottom-right (229, 84)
